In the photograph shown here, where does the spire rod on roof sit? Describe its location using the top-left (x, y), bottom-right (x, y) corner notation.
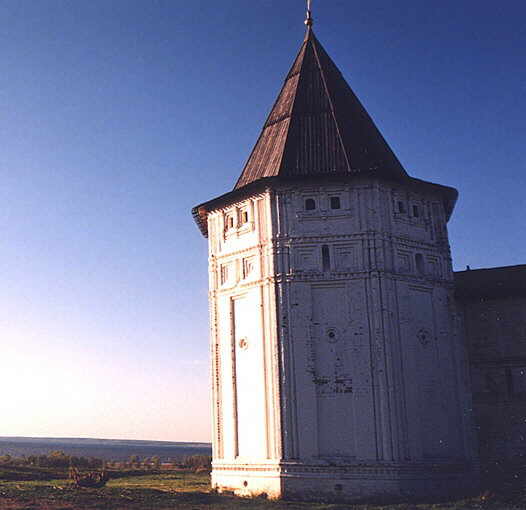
top-left (305, 0), bottom-right (313, 27)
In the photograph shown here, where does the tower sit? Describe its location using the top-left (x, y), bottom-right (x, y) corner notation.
top-left (193, 14), bottom-right (478, 502)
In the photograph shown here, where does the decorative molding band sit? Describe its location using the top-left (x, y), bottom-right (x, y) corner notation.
top-left (212, 461), bottom-right (474, 477)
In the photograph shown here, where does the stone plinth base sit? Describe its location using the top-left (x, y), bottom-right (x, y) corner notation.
top-left (212, 462), bottom-right (479, 502)
top-left (212, 463), bottom-right (282, 499)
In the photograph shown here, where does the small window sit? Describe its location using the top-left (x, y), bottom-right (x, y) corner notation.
top-left (226, 215), bottom-right (234, 229)
top-left (412, 205), bottom-right (419, 218)
top-left (330, 196), bottom-right (341, 210)
top-left (398, 201), bottom-right (406, 214)
top-left (322, 245), bottom-right (331, 272)
top-left (241, 210), bottom-right (249, 224)
top-left (415, 253), bottom-right (425, 275)
top-left (305, 198), bottom-right (316, 211)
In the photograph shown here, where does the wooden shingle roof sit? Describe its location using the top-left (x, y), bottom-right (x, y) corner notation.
top-left (234, 27), bottom-right (408, 190)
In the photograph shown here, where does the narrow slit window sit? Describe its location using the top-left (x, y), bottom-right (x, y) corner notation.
top-left (221, 264), bottom-right (229, 284)
top-left (305, 198), bottom-right (316, 211)
top-left (506, 368), bottom-right (514, 399)
top-left (398, 201), bottom-right (406, 214)
top-left (322, 245), bottom-right (331, 272)
top-left (330, 196), bottom-right (341, 210)
top-left (415, 253), bottom-right (425, 275)
top-left (412, 205), bottom-right (419, 218)
top-left (227, 216), bottom-right (234, 229)
top-left (510, 368), bottom-right (526, 399)
top-left (241, 210), bottom-right (249, 224)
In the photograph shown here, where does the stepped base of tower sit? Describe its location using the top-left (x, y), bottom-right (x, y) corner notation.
top-left (211, 462), bottom-right (479, 502)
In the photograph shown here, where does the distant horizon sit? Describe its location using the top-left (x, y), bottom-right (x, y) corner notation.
top-left (0, 436), bottom-right (211, 445)
top-left (0, 435), bottom-right (211, 463)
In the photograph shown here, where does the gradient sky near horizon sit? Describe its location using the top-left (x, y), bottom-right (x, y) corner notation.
top-left (2, 0), bottom-right (525, 442)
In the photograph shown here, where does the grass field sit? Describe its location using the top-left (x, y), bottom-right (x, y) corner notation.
top-left (1, 466), bottom-right (525, 510)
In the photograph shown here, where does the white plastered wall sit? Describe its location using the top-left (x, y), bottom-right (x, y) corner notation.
top-left (272, 178), bottom-right (475, 467)
top-left (205, 178), bottom-right (477, 499)
top-left (207, 192), bottom-right (283, 496)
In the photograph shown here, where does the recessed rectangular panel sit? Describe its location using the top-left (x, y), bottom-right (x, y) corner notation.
top-left (294, 246), bottom-right (318, 272)
top-left (400, 288), bottom-right (462, 459)
top-left (233, 294), bottom-right (267, 459)
top-left (311, 285), bottom-right (355, 458)
top-left (334, 243), bottom-right (356, 271)
top-left (218, 297), bottom-right (236, 459)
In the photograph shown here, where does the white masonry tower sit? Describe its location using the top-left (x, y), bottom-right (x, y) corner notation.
top-left (193, 9), bottom-right (478, 501)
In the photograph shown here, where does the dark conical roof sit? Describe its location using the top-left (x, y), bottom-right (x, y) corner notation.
top-left (192, 27), bottom-right (458, 237)
top-left (234, 27), bottom-right (408, 190)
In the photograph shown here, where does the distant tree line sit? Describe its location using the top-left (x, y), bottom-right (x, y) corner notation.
top-left (0, 451), bottom-right (211, 471)
top-left (0, 451), bottom-right (103, 469)
top-left (112, 454), bottom-right (211, 470)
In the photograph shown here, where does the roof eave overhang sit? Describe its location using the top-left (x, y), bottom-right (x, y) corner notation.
top-left (406, 176), bottom-right (458, 221)
top-left (192, 178), bottom-right (277, 238)
top-left (192, 172), bottom-right (458, 238)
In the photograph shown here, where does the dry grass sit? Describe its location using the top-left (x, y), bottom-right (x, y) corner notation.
top-left (0, 466), bottom-right (525, 510)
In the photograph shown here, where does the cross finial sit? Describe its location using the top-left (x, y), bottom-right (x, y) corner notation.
top-left (305, 0), bottom-right (313, 27)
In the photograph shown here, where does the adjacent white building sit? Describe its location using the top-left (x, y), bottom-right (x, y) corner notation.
top-left (193, 21), bottom-right (478, 501)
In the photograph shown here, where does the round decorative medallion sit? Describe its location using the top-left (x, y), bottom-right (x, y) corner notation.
top-left (417, 328), bottom-right (431, 346)
top-left (238, 338), bottom-right (249, 350)
top-left (326, 328), bottom-right (338, 343)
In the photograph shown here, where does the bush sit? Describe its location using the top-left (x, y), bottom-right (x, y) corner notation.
top-left (182, 455), bottom-right (211, 470)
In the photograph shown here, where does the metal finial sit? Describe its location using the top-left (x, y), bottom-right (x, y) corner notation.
top-left (305, 0), bottom-right (313, 26)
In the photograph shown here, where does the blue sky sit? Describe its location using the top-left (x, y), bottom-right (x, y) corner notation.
top-left (2, 1), bottom-right (525, 441)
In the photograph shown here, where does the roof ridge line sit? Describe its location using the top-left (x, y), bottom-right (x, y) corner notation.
top-left (234, 37), bottom-right (309, 189)
top-left (274, 32), bottom-right (313, 176)
top-left (310, 34), bottom-right (353, 173)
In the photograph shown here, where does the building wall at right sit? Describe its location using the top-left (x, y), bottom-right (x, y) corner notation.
top-left (457, 284), bottom-right (526, 464)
